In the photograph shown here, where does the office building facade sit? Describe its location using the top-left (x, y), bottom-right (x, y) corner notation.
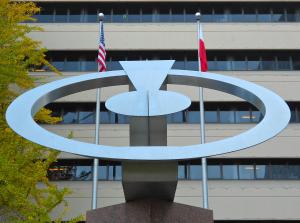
top-left (28, 0), bottom-right (300, 221)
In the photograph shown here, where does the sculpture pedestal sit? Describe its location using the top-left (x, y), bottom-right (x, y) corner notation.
top-left (86, 199), bottom-right (213, 223)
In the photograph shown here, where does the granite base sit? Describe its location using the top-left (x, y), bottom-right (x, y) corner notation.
top-left (86, 199), bottom-right (213, 223)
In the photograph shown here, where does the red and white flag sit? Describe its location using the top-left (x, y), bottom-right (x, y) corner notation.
top-left (98, 21), bottom-right (106, 72)
top-left (198, 23), bottom-right (208, 72)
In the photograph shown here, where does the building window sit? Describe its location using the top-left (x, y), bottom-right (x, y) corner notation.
top-left (32, 3), bottom-right (300, 23)
top-left (62, 109), bottom-right (77, 124)
top-left (78, 110), bottom-right (95, 124)
top-left (43, 102), bottom-right (300, 125)
top-left (239, 165), bottom-right (255, 179)
top-left (189, 165), bottom-right (202, 180)
top-left (222, 165), bottom-right (239, 179)
top-left (48, 159), bottom-right (300, 181)
top-left (35, 50), bottom-right (300, 72)
top-left (186, 111), bottom-right (200, 123)
top-left (208, 165), bottom-right (222, 179)
top-left (287, 165), bottom-right (300, 179)
top-left (205, 111), bottom-right (218, 123)
top-left (235, 111), bottom-right (251, 123)
top-left (220, 110), bottom-right (235, 124)
top-left (270, 164), bottom-right (289, 179)
top-left (255, 165), bottom-right (270, 179)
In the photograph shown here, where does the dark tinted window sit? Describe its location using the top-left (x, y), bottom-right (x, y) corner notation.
top-left (239, 165), bottom-right (255, 179)
top-left (223, 165), bottom-right (238, 179)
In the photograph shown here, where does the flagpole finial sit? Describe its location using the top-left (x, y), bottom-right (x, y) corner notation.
top-left (195, 12), bottom-right (201, 20)
top-left (98, 13), bottom-right (104, 21)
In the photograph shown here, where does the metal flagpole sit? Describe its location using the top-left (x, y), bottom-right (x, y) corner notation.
top-left (92, 12), bottom-right (104, 210)
top-left (196, 12), bottom-right (209, 209)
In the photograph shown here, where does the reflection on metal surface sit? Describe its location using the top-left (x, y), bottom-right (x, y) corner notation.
top-left (106, 60), bottom-right (191, 116)
top-left (6, 61), bottom-right (290, 161)
top-left (106, 90), bottom-right (191, 116)
top-left (120, 60), bottom-right (174, 91)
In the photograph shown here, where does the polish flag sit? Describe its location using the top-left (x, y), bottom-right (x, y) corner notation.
top-left (198, 24), bottom-right (208, 72)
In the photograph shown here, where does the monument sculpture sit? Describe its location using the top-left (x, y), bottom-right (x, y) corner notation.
top-left (6, 60), bottom-right (290, 222)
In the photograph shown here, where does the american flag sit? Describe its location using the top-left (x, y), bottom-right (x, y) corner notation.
top-left (97, 22), bottom-right (106, 72)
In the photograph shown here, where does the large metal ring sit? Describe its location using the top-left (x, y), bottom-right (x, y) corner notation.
top-left (6, 70), bottom-right (290, 161)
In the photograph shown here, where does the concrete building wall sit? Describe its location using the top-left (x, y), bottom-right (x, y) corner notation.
top-left (27, 0), bottom-right (300, 220)
top-left (29, 23), bottom-right (300, 50)
top-left (40, 68), bottom-right (300, 220)
top-left (32, 71), bottom-right (300, 102)
top-left (43, 124), bottom-right (300, 159)
top-left (51, 180), bottom-right (300, 220)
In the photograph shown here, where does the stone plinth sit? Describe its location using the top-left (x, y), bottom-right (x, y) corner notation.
top-left (86, 199), bottom-right (213, 223)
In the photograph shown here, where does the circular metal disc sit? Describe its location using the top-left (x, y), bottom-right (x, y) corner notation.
top-left (105, 90), bottom-right (191, 116)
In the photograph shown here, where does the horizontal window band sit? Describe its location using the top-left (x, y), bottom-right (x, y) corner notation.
top-left (31, 50), bottom-right (300, 72)
top-left (42, 101), bottom-right (300, 124)
top-left (48, 158), bottom-right (300, 181)
top-left (29, 2), bottom-right (300, 24)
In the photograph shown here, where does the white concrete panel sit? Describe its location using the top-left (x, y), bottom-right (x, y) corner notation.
top-left (30, 71), bottom-right (300, 101)
top-left (176, 180), bottom-right (300, 220)
top-left (42, 124), bottom-right (300, 159)
top-left (29, 23), bottom-right (300, 50)
top-left (168, 124), bottom-right (300, 158)
top-left (51, 180), bottom-right (300, 221)
top-left (51, 181), bottom-right (125, 220)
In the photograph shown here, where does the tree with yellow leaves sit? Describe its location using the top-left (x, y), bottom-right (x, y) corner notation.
top-left (0, 0), bottom-right (82, 222)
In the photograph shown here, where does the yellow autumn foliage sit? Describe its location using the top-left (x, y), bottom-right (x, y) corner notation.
top-left (0, 0), bottom-right (82, 222)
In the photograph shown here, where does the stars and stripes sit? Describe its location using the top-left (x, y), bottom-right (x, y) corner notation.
top-left (198, 23), bottom-right (208, 72)
top-left (98, 22), bottom-right (106, 72)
